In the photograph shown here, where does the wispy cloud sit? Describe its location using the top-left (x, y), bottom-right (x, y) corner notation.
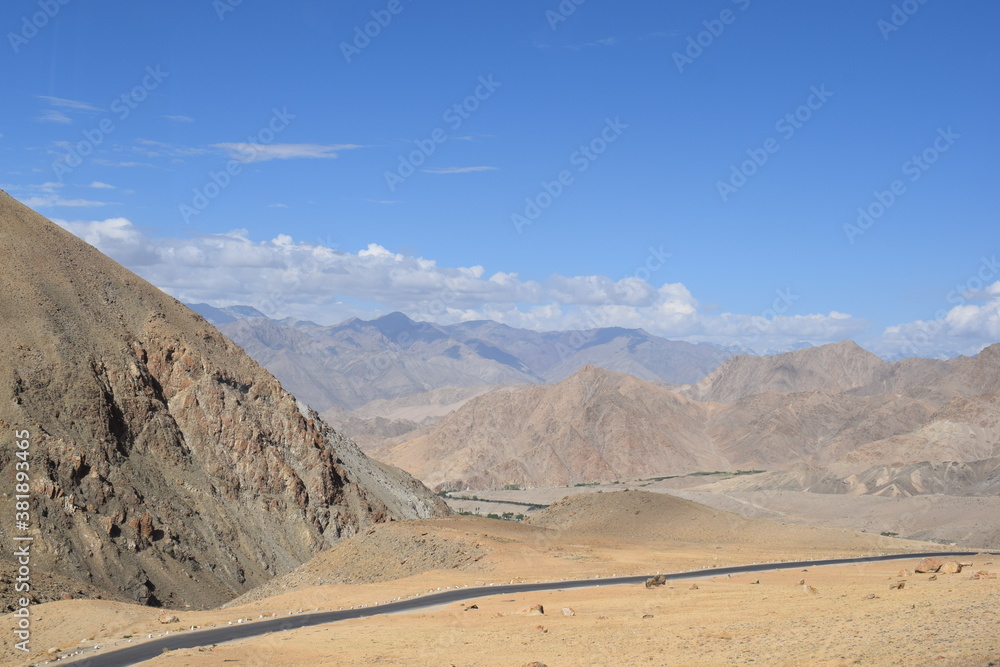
top-left (268, 203), bottom-right (289, 208)
top-left (3, 181), bottom-right (114, 209)
top-left (133, 139), bottom-right (209, 158)
top-left (212, 143), bottom-right (365, 163)
top-left (567, 37), bottom-right (619, 50)
top-left (37, 110), bottom-right (73, 124)
top-left (367, 199), bottom-right (402, 205)
top-left (163, 115), bottom-right (194, 123)
top-left (87, 181), bottom-right (116, 189)
top-left (92, 159), bottom-right (154, 168)
top-left (37, 96), bottom-right (102, 112)
top-left (23, 195), bottom-right (109, 208)
top-left (421, 166), bottom-right (498, 175)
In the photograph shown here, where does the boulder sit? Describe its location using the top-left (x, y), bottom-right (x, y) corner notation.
top-left (158, 613), bottom-right (180, 624)
top-left (889, 581), bottom-right (905, 590)
top-left (645, 574), bottom-right (666, 588)
top-left (939, 561), bottom-right (962, 574)
top-left (527, 604), bottom-right (544, 615)
top-left (914, 557), bottom-right (942, 573)
top-left (561, 607), bottom-right (575, 616)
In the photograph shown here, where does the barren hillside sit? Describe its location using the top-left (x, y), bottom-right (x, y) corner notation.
top-left (0, 190), bottom-right (446, 609)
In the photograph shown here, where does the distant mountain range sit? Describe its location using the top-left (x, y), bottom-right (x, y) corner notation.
top-left (188, 304), bottom-right (999, 497)
top-left (368, 341), bottom-right (1000, 491)
top-left (193, 307), bottom-right (735, 412)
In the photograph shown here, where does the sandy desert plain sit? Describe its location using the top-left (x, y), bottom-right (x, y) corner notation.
top-left (3, 489), bottom-right (998, 667)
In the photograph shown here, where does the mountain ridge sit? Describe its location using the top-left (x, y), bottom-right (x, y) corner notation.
top-left (0, 191), bottom-right (446, 608)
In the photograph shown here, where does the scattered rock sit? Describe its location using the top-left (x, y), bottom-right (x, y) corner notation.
top-left (158, 613), bottom-right (180, 624)
top-left (561, 607), bottom-right (575, 617)
top-left (527, 604), bottom-right (544, 615)
top-left (645, 574), bottom-right (666, 588)
top-left (972, 570), bottom-right (997, 580)
top-left (863, 593), bottom-right (877, 599)
top-left (798, 579), bottom-right (805, 585)
top-left (642, 614), bottom-right (654, 619)
top-left (533, 625), bottom-right (547, 633)
top-left (59, 592), bottom-right (73, 600)
top-left (928, 575), bottom-right (937, 581)
top-left (689, 584), bottom-right (699, 590)
top-left (522, 662), bottom-right (548, 667)
top-left (939, 561), bottom-right (962, 574)
top-left (46, 647), bottom-right (60, 655)
top-left (889, 581), bottom-right (906, 590)
top-left (464, 604), bottom-right (478, 612)
top-left (915, 557), bottom-right (943, 573)
top-left (803, 585), bottom-right (819, 595)
top-left (897, 569), bottom-right (912, 577)
top-left (750, 579), bottom-right (760, 585)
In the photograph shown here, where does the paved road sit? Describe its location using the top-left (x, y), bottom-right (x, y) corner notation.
top-left (60, 551), bottom-right (993, 666)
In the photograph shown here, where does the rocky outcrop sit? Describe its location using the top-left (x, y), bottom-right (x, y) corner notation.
top-left (915, 557), bottom-right (943, 573)
top-left (0, 190), bottom-right (447, 608)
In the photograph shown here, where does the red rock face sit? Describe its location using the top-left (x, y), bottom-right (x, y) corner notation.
top-left (0, 190), bottom-right (447, 609)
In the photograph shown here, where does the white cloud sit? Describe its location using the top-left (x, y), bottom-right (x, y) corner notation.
top-left (37, 110), bottom-right (72, 124)
top-left (421, 166), bottom-right (498, 174)
top-left (874, 280), bottom-right (1000, 359)
top-left (212, 143), bottom-right (364, 163)
top-left (268, 203), bottom-right (289, 208)
top-left (163, 115), bottom-right (194, 123)
top-left (37, 96), bottom-right (101, 111)
top-left (87, 181), bottom-right (116, 189)
top-left (53, 219), bottom-right (880, 352)
top-left (23, 195), bottom-right (108, 208)
top-left (133, 139), bottom-right (209, 158)
top-left (567, 37), bottom-right (619, 50)
top-left (91, 159), bottom-right (152, 168)
top-left (5, 182), bottom-right (111, 208)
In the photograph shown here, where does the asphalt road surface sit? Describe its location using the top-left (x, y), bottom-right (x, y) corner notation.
top-left (59, 551), bottom-right (993, 666)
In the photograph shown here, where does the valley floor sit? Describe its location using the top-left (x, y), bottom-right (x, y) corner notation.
top-left (4, 492), bottom-right (997, 666)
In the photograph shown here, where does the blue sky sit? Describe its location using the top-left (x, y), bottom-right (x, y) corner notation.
top-left (2, 0), bottom-right (998, 358)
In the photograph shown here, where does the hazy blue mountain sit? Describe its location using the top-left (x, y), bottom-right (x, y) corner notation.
top-left (196, 308), bottom-right (733, 412)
